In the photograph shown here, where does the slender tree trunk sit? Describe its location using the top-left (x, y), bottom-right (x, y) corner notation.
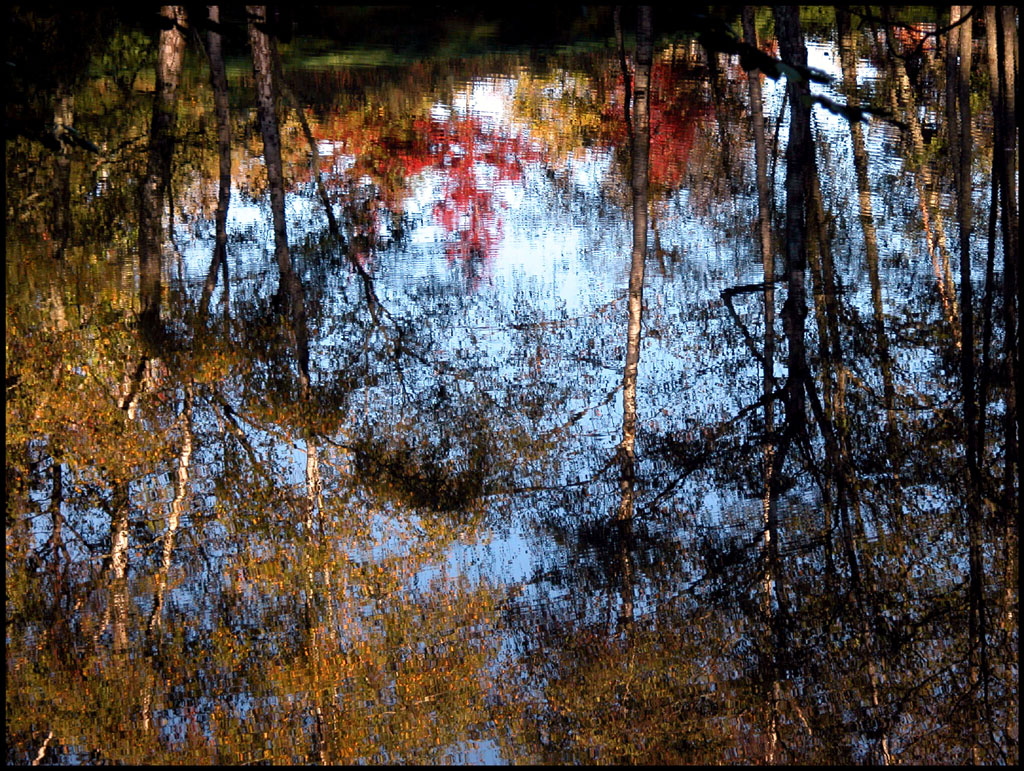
top-left (48, 461), bottom-right (65, 564)
top-left (248, 5), bottom-right (290, 280)
top-left (47, 461), bottom-right (69, 620)
top-left (949, 9), bottom-right (992, 762)
top-left (105, 9), bottom-right (189, 656)
top-left (993, 0), bottom-right (1019, 648)
top-left (108, 481), bottom-right (131, 653)
top-left (743, 8), bottom-right (774, 290)
top-left (952, 7), bottom-right (979, 494)
top-left (707, 48), bottom-right (736, 196)
top-left (996, 6), bottom-right (1019, 512)
top-left (200, 5), bottom-right (232, 319)
top-left (617, 5), bottom-right (651, 523)
top-left (139, 6), bottom-right (187, 339)
top-left (978, 6), bottom-right (1000, 467)
top-left (248, 5), bottom-right (311, 390)
top-left (149, 383), bottom-right (193, 632)
top-left (305, 437), bottom-right (323, 535)
top-left (768, 11), bottom-right (822, 757)
top-left (742, 10), bottom-right (781, 759)
top-left (774, 7), bottom-right (811, 437)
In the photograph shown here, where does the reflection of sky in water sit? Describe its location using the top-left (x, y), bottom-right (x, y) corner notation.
top-left (10, 21), bottom-right (1007, 762)
top-left (169, 41), bottom-right (967, 669)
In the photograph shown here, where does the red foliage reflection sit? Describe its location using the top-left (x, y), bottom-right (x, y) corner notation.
top-left (304, 59), bottom-right (709, 279)
top-left (597, 60), bottom-right (710, 195)
top-left (427, 115), bottom-right (542, 274)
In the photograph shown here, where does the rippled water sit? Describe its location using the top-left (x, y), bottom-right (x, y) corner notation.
top-left (5, 6), bottom-right (1018, 764)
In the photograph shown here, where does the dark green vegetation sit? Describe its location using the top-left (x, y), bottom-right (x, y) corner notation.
top-left (6, 5), bottom-right (1018, 764)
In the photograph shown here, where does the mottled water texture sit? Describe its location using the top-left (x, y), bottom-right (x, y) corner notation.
top-left (5, 6), bottom-right (1018, 765)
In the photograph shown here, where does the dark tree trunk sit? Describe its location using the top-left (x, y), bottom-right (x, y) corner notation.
top-left (996, 6), bottom-right (1019, 510)
top-left (200, 5), bottom-right (232, 320)
top-left (248, 5), bottom-right (311, 392)
top-left (774, 7), bottom-right (812, 437)
top-left (743, 10), bottom-right (783, 761)
top-left (138, 5), bottom-right (187, 341)
top-left (248, 5), bottom-right (291, 280)
top-left (947, 8), bottom-right (993, 760)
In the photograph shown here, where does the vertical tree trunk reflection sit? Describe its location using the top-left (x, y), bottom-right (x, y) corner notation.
top-left (951, 7), bottom-right (979, 502)
top-left (148, 383), bottom-right (193, 632)
top-left (770, 9), bottom-right (818, 754)
top-left (616, 5), bottom-right (651, 529)
top-left (305, 438), bottom-right (324, 536)
top-left (980, 8), bottom-right (1000, 464)
top-left (977, 7), bottom-right (1020, 510)
top-left (612, 5), bottom-right (652, 632)
top-left (248, 6), bottom-right (289, 279)
top-left (200, 5), bottom-right (232, 319)
top-left (774, 7), bottom-right (811, 445)
top-left (248, 4), bottom-right (311, 391)
top-left (707, 49), bottom-right (737, 198)
top-left (828, 28), bottom-right (908, 748)
top-left (107, 482), bottom-right (132, 654)
top-left (138, 5), bottom-right (186, 340)
top-left (775, 9), bottom-right (893, 761)
top-left (994, 6), bottom-right (1018, 513)
top-left (948, 8), bottom-right (993, 760)
top-left (106, 3), bottom-right (188, 662)
top-left (249, 6), bottom-right (319, 597)
top-left (993, 2), bottom-right (1019, 644)
top-left (742, 8), bottom-right (781, 762)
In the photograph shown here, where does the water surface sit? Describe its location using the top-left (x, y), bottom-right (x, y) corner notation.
top-left (5, 6), bottom-right (1018, 765)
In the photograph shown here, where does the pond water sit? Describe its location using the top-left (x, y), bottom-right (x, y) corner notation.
top-left (5, 6), bottom-right (1018, 765)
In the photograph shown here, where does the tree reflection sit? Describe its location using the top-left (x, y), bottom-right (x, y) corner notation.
top-left (617, 5), bottom-right (652, 525)
top-left (5, 5), bottom-right (1019, 766)
top-left (137, 6), bottom-right (186, 339)
top-left (198, 5), bottom-right (231, 320)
